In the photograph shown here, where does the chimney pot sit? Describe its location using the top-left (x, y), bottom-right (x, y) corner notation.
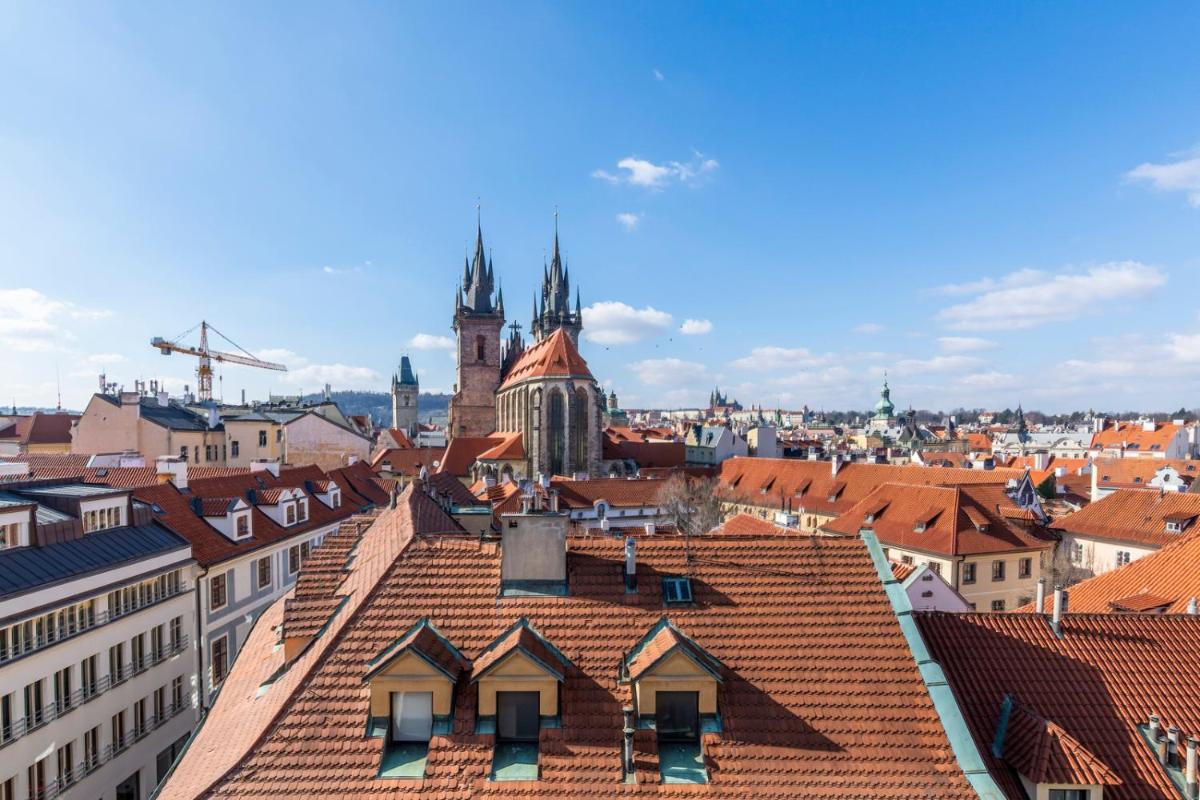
top-left (1189, 597), bottom-right (1198, 615)
top-left (1035, 578), bottom-right (1046, 612)
top-left (1150, 714), bottom-right (1161, 740)
top-left (1051, 586), bottom-right (1065, 635)
top-left (622, 704), bottom-right (636, 779)
top-left (1186, 736), bottom-right (1197, 798)
top-left (624, 537), bottom-right (637, 593)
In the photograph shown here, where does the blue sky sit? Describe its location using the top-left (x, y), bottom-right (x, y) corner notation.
top-left (2, 2), bottom-right (1199, 414)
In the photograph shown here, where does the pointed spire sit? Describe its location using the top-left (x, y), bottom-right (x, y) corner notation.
top-left (496, 283), bottom-right (505, 315)
top-left (462, 254), bottom-right (471, 289)
top-left (575, 287), bottom-right (581, 316)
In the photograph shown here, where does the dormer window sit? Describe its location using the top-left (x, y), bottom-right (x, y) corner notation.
top-left (471, 619), bottom-right (571, 782)
top-left (332, 491), bottom-right (341, 508)
top-left (236, 514), bottom-right (250, 539)
top-left (199, 497), bottom-right (252, 542)
top-left (286, 504), bottom-right (296, 525)
top-left (623, 619), bottom-right (722, 785)
top-left (297, 499), bottom-right (308, 523)
top-left (364, 619), bottom-right (466, 779)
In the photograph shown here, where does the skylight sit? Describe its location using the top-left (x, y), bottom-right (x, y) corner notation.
top-left (663, 577), bottom-right (693, 604)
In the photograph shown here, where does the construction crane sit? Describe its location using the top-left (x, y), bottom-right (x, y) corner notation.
top-left (151, 321), bottom-right (287, 402)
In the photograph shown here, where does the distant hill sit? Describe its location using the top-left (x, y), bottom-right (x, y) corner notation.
top-left (300, 390), bottom-right (450, 427)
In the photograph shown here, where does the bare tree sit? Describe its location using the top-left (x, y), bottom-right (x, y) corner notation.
top-left (655, 473), bottom-right (725, 535)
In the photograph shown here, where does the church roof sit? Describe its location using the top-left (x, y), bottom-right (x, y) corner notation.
top-left (499, 328), bottom-right (593, 389)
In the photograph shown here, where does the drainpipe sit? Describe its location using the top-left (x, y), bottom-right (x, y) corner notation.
top-left (194, 565), bottom-right (209, 713)
top-left (1035, 577), bottom-right (1046, 612)
top-left (628, 705), bottom-right (638, 782)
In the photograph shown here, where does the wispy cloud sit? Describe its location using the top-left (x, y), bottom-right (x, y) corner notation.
top-left (409, 333), bottom-right (455, 350)
top-left (0, 288), bottom-right (111, 352)
top-left (629, 357), bottom-right (709, 387)
top-left (935, 262), bottom-right (1166, 331)
top-left (321, 260), bottom-right (370, 276)
top-left (893, 354), bottom-right (983, 374)
top-left (652, 68), bottom-right (664, 81)
top-left (281, 363), bottom-right (382, 390)
top-left (615, 212), bottom-right (642, 231)
top-left (937, 336), bottom-right (996, 353)
top-left (853, 322), bottom-right (883, 334)
top-left (1125, 145), bottom-right (1200, 207)
top-left (582, 301), bottom-right (673, 345)
top-left (592, 151), bottom-right (719, 189)
top-left (730, 346), bottom-right (830, 371)
top-left (680, 319), bottom-right (713, 335)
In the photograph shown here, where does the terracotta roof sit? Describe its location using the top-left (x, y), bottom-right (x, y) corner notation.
top-left (326, 461), bottom-right (391, 507)
top-left (603, 428), bottom-right (686, 469)
top-left (477, 431), bottom-right (525, 461)
top-left (1108, 591), bottom-right (1175, 612)
top-left (890, 560), bottom-right (916, 581)
top-left (1050, 489), bottom-right (1200, 548)
top-left (624, 619), bottom-right (721, 682)
top-left (966, 433), bottom-right (993, 452)
top-left (498, 328), bottom-right (593, 390)
top-left (170, 527), bottom-right (976, 799)
top-left (1091, 421), bottom-right (1185, 453)
top-left (718, 457), bottom-right (1021, 518)
top-left (367, 619), bottom-right (469, 681)
top-left (370, 446), bottom-right (443, 475)
top-left (999, 702), bottom-right (1118, 786)
top-left (0, 453), bottom-right (90, 470)
top-left (719, 512), bottom-right (791, 535)
top-left (549, 476), bottom-right (667, 509)
top-left (199, 497), bottom-right (239, 517)
top-left (1025, 526), bottom-right (1200, 614)
top-left (1092, 457), bottom-right (1200, 489)
top-left (382, 428), bottom-right (415, 449)
top-left (823, 483), bottom-right (1055, 556)
top-left (918, 611), bottom-right (1200, 799)
top-left (438, 436), bottom-right (506, 476)
top-left (470, 618), bottom-right (569, 681)
top-left (3, 412), bottom-right (79, 445)
top-left (424, 471), bottom-right (485, 507)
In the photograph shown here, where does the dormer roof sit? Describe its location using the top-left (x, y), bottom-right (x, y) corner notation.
top-left (996, 699), bottom-right (1119, 787)
top-left (471, 618), bottom-right (570, 682)
top-left (624, 618), bottom-right (722, 683)
top-left (365, 618), bottom-right (468, 682)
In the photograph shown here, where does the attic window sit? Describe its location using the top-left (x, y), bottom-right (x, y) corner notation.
top-left (662, 577), bottom-right (694, 605)
top-left (151, 504), bottom-right (164, 514)
top-left (1151, 444), bottom-right (1161, 450)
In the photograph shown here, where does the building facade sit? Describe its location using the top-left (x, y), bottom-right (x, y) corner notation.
top-left (390, 356), bottom-right (419, 436)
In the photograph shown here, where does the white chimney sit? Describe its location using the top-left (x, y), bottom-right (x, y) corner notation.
top-left (1190, 598), bottom-right (1198, 615)
top-left (624, 537), bottom-right (636, 592)
top-left (1035, 578), bottom-right (1046, 612)
top-left (155, 455), bottom-right (188, 489)
top-left (644, 522), bottom-right (656, 536)
top-left (1150, 714), bottom-right (1161, 742)
top-left (831, 453), bottom-right (843, 476)
top-left (1186, 736), bottom-right (1197, 798)
top-left (1051, 586), bottom-right (1066, 634)
top-left (1144, 419), bottom-right (1158, 432)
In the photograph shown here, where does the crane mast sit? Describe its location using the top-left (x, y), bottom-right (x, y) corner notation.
top-left (151, 320), bottom-right (287, 402)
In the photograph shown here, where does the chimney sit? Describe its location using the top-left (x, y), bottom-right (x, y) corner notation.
top-left (624, 537), bottom-right (637, 593)
top-left (499, 500), bottom-right (568, 593)
top-left (622, 705), bottom-right (636, 780)
top-left (1051, 586), bottom-right (1066, 635)
top-left (1035, 578), bottom-right (1046, 612)
top-left (1187, 736), bottom-right (1197, 799)
top-left (1033, 452), bottom-right (1049, 471)
top-left (548, 488), bottom-right (560, 513)
top-left (1150, 714), bottom-right (1161, 741)
top-left (831, 453), bottom-right (843, 476)
top-left (1159, 734), bottom-right (1170, 767)
top-left (1190, 597), bottom-right (1198, 615)
top-left (644, 522), bottom-right (656, 536)
top-left (155, 456), bottom-right (188, 490)
top-left (1169, 726), bottom-right (1181, 766)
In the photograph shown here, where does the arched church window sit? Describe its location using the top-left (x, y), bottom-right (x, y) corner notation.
top-left (571, 387), bottom-right (588, 474)
top-left (548, 389), bottom-right (565, 477)
top-left (475, 335), bottom-right (486, 362)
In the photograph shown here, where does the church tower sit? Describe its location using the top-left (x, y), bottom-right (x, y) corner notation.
top-left (390, 355), bottom-right (419, 435)
top-left (530, 217), bottom-right (583, 346)
top-left (449, 220), bottom-right (505, 440)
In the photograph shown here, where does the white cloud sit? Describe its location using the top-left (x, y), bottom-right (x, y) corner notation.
top-left (1125, 145), bottom-right (1200, 207)
top-left (409, 333), bottom-right (455, 350)
top-left (281, 363), bottom-right (382, 390)
top-left (893, 355), bottom-right (983, 374)
top-left (256, 348), bottom-right (308, 367)
top-left (582, 301), bottom-right (673, 345)
top-left (84, 353), bottom-right (127, 365)
top-left (853, 323), bottom-right (884, 334)
top-left (680, 319), bottom-right (713, 335)
top-left (653, 68), bottom-right (664, 81)
top-left (615, 212), bottom-right (642, 231)
top-left (937, 336), bottom-right (996, 353)
top-left (730, 346), bottom-right (829, 371)
top-left (936, 261), bottom-right (1166, 331)
top-left (955, 371), bottom-right (1020, 390)
top-left (1168, 332), bottom-right (1200, 362)
top-left (629, 357), bottom-right (708, 387)
top-left (592, 151), bottom-right (719, 189)
top-left (0, 288), bottom-right (111, 351)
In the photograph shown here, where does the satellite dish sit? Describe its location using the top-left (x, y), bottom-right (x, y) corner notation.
top-left (432, 459), bottom-right (441, 468)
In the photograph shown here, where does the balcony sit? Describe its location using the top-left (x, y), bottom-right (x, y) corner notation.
top-left (0, 582), bottom-right (191, 668)
top-left (0, 635), bottom-right (188, 751)
top-left (27, 699), bottom-right (192, 800)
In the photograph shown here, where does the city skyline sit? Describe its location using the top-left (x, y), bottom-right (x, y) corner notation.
top-left (3, 2), bottom-right (1199, 413)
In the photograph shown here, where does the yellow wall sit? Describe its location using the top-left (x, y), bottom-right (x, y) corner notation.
top-left (633, 651), bottom-right (718, 714)
top-left (477, 652), bottom-right (558, 716)
top-left (368, 652), bottom-right (455, 716)
top-left (224, 418), bottom-right (283, 467)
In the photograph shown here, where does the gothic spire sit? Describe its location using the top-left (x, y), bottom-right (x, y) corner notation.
top-left (462, 215), bottom-right (494, 313)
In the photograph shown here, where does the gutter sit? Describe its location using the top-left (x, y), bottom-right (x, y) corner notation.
top-left (859, 528), bottom-right (1006, 800)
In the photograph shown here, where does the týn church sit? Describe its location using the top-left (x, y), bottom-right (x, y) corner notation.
top-left (447, 219), bottom-right (603, 481)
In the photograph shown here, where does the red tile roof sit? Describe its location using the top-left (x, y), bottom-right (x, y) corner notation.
top-left (3, 412), bottom-right (79, 445)
top-left (718, 457), bottom-right (1021, 518)
top-left (168, 526), bottom-right (976, 799)
top-left (719, 512), bottom-right (791, 535)
top-left (624, 620), bottom-right (721, 682)
top-left (918, 611), bottom-right (1200, 799)
top-left (477, 431), bottom-right (525, 461)
top-left (823, 483), bottom-right (1055, 556)
top-left (370, 446), bottom-right (443, 475)
top-left (890, 560), bottom-right (916, 581)
top-left (1000, 703), bottom-right (1118, 786)
top-left (1050, 489), bottom-right (1200, 548)
top-left (1091, 421), bottom-right (1184, 453)
top-left (498, 328), bottom-right (593, 390)
top-left (549, 476), bottom-right (667, 509)
top-left (471, 619), bottom-right (568, 681)
top-left (1092, 457), bottom-right (1199, 489)
top-left (438, 436), bottom-right (506, 476)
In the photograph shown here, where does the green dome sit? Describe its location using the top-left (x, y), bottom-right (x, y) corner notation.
top-left (873, 379), bottom-right (895, 418)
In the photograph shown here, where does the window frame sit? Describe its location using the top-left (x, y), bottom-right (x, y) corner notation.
top-left (210, 572), bottom-right (228, 612)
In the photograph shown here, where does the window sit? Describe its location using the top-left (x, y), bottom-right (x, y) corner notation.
top-left (111, 710), bottom-right (127, 754)
top-left (210, 573), bottom-right (228, 611)
top-left (151, 625), bottom-right (164, 661)
top-left (180, 445), bottom-right (188, 461)
top-left (257, 556), bottom-right (272, 590)
top-left (1116, 550), bottom-right (1132, 567)
top-left (657, 691), bottom-right (700, 742)
top-left (332, 491), bottom-right (341, 508)
top-left (231, 440), bottom-right (240, 458)
top-left (1018, 557), bottom-right (1032, 579)
top-left (53, 666), bottom-right (71, 714)
top-left (236, 514), bottom-right (250, 539)
top-left (27, 758), bottom-right (47, 800)
top-left (81, 655), bottom-right (97, 698)
top-left (300, 541), bottom-right (311, 561)
top-left (56, 740), bottom-right (74, 787)
top-left (286, 504), bottom-right (297, 525)
top-left (476, 334), bottom-right (486, 362)
top-left (134, 697), bottom-right (147, 737)
top-left (297, 499), bottom-right (308, 522)
top-left (497, 691), bottom-right (540, 742)
top-left (390, 691), bottom-right (433, 742)
top-left (193, 445), bottom-right (199, 464)
top-left (1071, 542), bottom-right (1084, 564)
top-left (170, 616), bottom-right (182, 651)
top-left (991, 600), bottom-right (1006, 611)
top-left (109, 642), bottom-right (126, 684)
top-left (991, 560), bottom-right (1005, 581)
top-left (211, 636), bottom-right (229, 685)
top-left (0, 693), bottom-right (13, 743)
top-left (1, 777), bottom-right (13, 800)
top-left (1048, 790), bottom-right (1090, 800)
top-left (83, 725), bottom-right (100, 771)
top-left (289, 545), bottom-right (301, 574)
top-left (259, 430), bottom-right (267, 447)
top-left (901, 554), bottom-right (914, 565)
top-left (0, 522), bottom-right (15, 550)
top-left (662, 576), bottom-right (694, 604)
top-left (154, 685), bottom-right (166, 721)
top-left (276, 429), bottom-right (282, 443)
top-left (962, 563), bottom-right (976, 584)
top-left (24, 680), bottom-right (44, 728)
top-left (132, 632), bottom-right (146, 672)
top-left (172, 676), bottom-right (184, 710)
top-left (928, 561), bottom-right (942, 576)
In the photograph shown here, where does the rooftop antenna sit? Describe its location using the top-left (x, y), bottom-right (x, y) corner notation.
top-left (55, 363), bottom-right (62, 412)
